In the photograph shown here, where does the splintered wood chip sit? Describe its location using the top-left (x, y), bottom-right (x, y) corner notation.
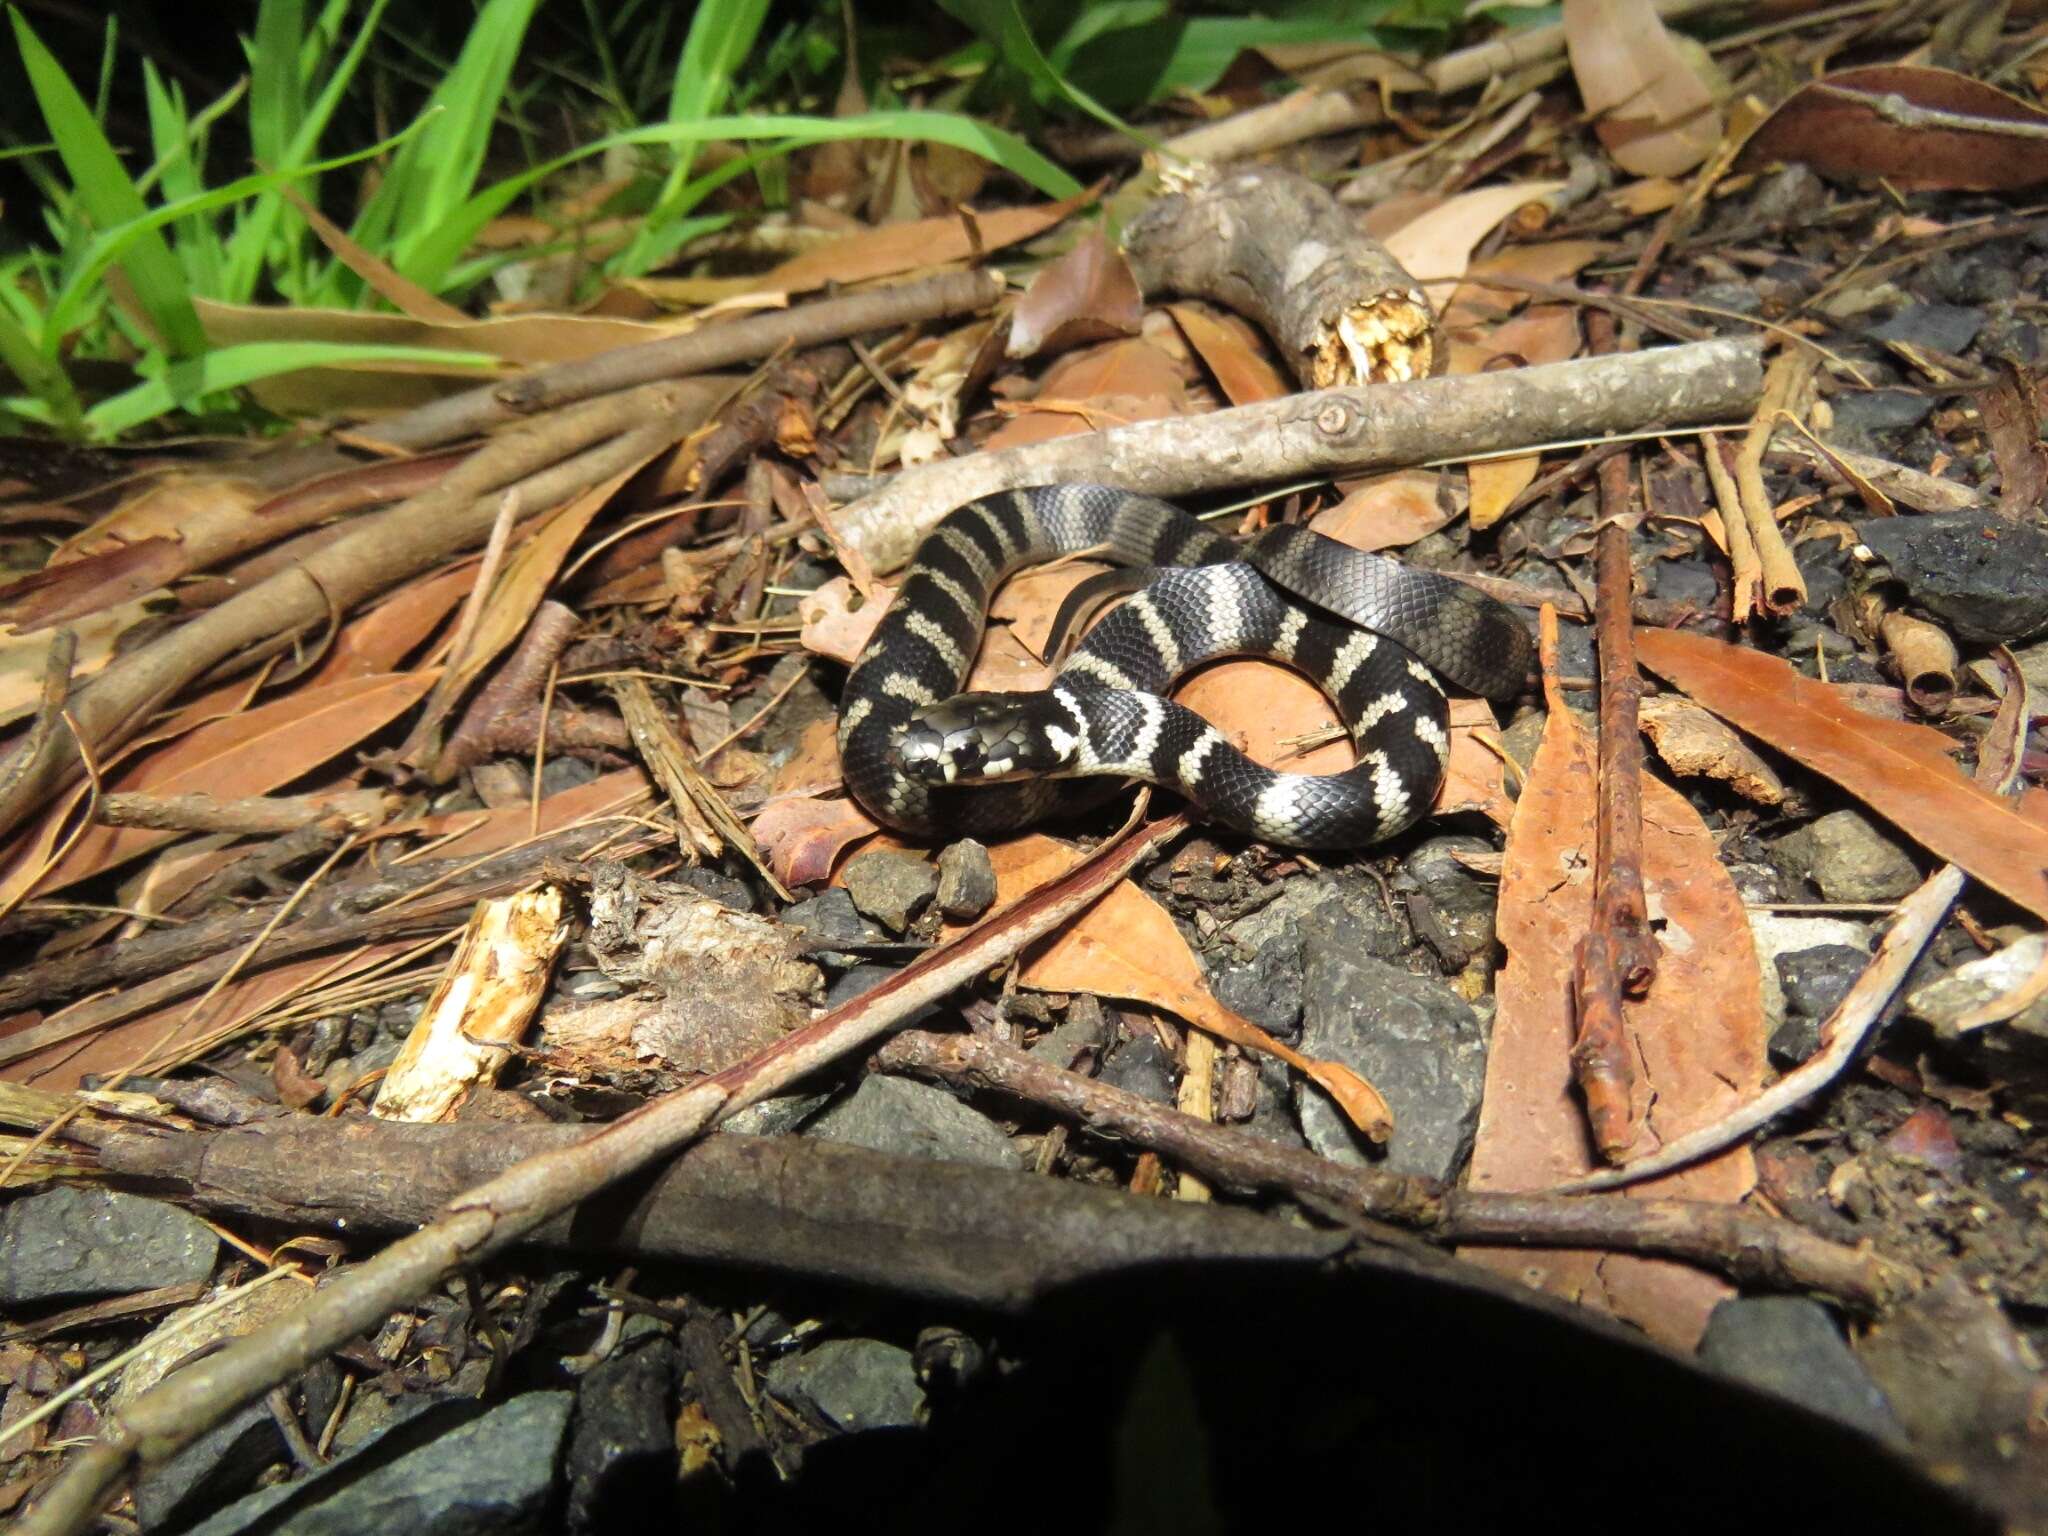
top-left (1637, 693), bottom-right (1791, 806)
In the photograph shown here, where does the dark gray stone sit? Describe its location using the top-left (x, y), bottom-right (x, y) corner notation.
top-left (1776, 944), bottom-right (1869, 1020)
top-left (1858, 511), bottom-right (2048, 643)
top-left (1397, 836), bottom-right (1499, 968)
top-left (1204, 873), bottom-right (1404, 1038)
top-left (134, 1402), bottom-right (280, 1532)
top-left (1798, 810), bottom-right (1921, 903)
top-left (1651, 558), bottom-right (1720, 606)
top-left (1698, 1298), bottom-right (1904, 1443)
top-left (780, 888), bottom-right (888, 964)
top-left (0, 1187), bottom-right (217, 1305)
top-left (807, 1075), bottom-right (1022, 1170)
top-left (565, 1329), bottom-right (678, 1534)
top-left (1029, 995), bottom-right (1112, 1069)
top-left (1866, 303), bottom-right (1984, 356)
top-left (1794, 542), bottom-right (1850, 610)
top-left (1830, 390), bottom-right (1934, 450)
top-left (766, 1338), bottom-right (923, 1432)
top-left (934, 838), bottom-right (997, 921)
top-left (670, 866), bottom-right (755, 911)
top-left (840, 849), bottom-right (939, 933)
top-left (824, 963), bottom-right (903, 1009)
top-left (1769, 1014), bottom-right (1823, 1067)
top-left (1296, 950), bottom-right (1487, 1182)
top-left (182, 1392), bottom-right (574, 1536)
top-left (1098, 1033), bottom-right (1176, 1105)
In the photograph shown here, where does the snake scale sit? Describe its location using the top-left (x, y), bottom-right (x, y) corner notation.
top-left (838, 484), bottom-right (1533, 850)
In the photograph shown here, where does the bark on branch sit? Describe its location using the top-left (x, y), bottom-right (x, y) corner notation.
top-left (837, 337), bottom-right (1764, 573)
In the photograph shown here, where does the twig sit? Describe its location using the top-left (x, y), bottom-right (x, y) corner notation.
top-left (16, 813), bottom-right (1184, 1536)
top-left (1425, 0), bottom-right (1728, 94)
top-left (95, 789), bottom-right (397, 835)
top-left (875, 1030), bottom-right (1918, 1309)
top-left (1569, 312), bottom-right (1658, 1161)
top-left (838, 338), bottom-right (1765, 572)
top-left (359, 270), bottom-right (1004, 455)
top-left (442, 601), bottom-right (582, 773)
top-left (1559, 653), bottom-right (2032, 1193)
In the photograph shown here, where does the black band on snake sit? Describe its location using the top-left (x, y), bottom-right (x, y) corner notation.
top-left (837, 484), bottom-right (1533, 850)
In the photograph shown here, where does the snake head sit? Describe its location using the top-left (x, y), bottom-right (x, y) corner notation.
top-left (898, 693), bottom-right (1078, 784)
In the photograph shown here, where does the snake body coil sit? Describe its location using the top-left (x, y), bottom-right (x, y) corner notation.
top-left (838, 485), bottom-right (1531, 849)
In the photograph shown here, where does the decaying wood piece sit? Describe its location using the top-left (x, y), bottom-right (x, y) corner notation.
top-left (837, 336), bottom-right (1764, 573)
top-left (1878, 611), bottom-right (1959, 714)
top-left (370, 887), bottom-right (569, 1124)
top-left (14, 816), bottom-right (1181, 1534)
top-left (1123, 163), bottom-right (1437, 388)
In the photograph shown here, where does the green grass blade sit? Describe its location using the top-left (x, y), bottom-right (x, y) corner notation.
top-left (139, 64), bottom-right (228, 298)
top-left (9, 7), bottom-right (206, 354)
top-left (42, 118), bottom-right (430, 346)
top-left (225, 0), bottom-right (396, 303)
top-left (350, 0), bottom-right (540, 273)
top-left (0, 268), bottom-right (80, 433)
top-left (940, 0), bottom-right (1153, 145)
top-left (249, 0), bottom-right (305, 173)
top-left (479, 110), bottom-right (1080, 293)
top-left (81, 340), bottom-right (499, 439)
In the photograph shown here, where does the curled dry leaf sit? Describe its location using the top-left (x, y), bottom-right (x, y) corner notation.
top-left (1382, 181), bottom-right (1569, 310)
top-left (1464, 634), bottom-right (1764, 1351)
top-left (1447, 305), bottom-right (1584, 530)
top-left (975, 834), bottom-right (1394, 1140)
top-left (1736, 65), bottom-right (2048, 192)
top-left (1563, 0), bottom-right (1724, 178)
top-left (1167, 303), bottom-right (1291, 406)
top-left (1311, 470), bottom-right (1456, 553)
top-left (753, 795), bottom-right (882, 888)
top-left (982, 337), bottom-right (1190, 452)
top-left (1007, 231), bottom-right (1144, 361)
top-left (1637, 628), bottom-right (2048, 923)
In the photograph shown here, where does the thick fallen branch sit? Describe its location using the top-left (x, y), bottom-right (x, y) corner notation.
top-left (877, 1029), bottom-right (1919, 1310)
top-left (837, 336), bottom-right (1764, 573)
top-left (362, 269), bottom-right (1004, 455)
top-left (1123, 163), bottom-right (1436, 387)
top-left (15, 814), bottom-right (1182, 1536)
top-left (95, 1121), bottom-right (1352, 1311)
top-left (0, 383), bottom-right (711, 845)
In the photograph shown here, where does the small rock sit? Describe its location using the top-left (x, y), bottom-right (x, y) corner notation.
top-left (722, 1091), bottom-right (830, 1137)
top-left (182, 1393), bottom-right (573, 1536)
top-left (1397, 836), bottom-right (1499, 968)
top-left (1769, 1014), bottom-right (1823, 1067)
top-left (766, 1338), bottom-right (923, 1432)
top-left (1689, 281), bottom-right (1761, 317)
top-left (933, 839), bottom-right (998, 921)
top-left (1651, 558), bottom-right (1720, 606)
top-left (1866, 302), bottom-right (1984, 356)
top-left (565, 1326), bottom-right (678, 1534)
top-left (0, 1187), bottom-right (217, 1306)
top-left (780, 888), bottom-right (889, 963)
top-left (1029, 995), bottom-right (1111, 1069)
top-left (1794, 541), bottom-right (1851, 610)
top-left (1698, 1298), bottom-right (1903, 1442)
top-left (1830, 390), bottom-right (1934, 451)
top-left (824, 963), bottom-right (903, 1009)
top-left (1906, 932), bottom-right (2048, 1040)
top-left (670, 866), bottom-right (755, 911)
top-left (840, 850), bottom-right (939, 933)
top-left (1297, 950), bottom-right (1487, 1182)
top-left (1795, 810), bottom-right (1921, 903)
top-left (1098, 1033), bottom-right (1176, 1105)
top-left (1498, 710), bottom-right (1548, 771)
top-left (1746, 913), bottom-right (1870, 1033)
top-left (1858, 511), bottom-right (2048, 643)
top-left (1776, 944), bottom-right (1869, 1020)
top-left (133, 1403), bottom-right (279, 1532)
top-left (807, 1075), bottom-right (1022, 1170)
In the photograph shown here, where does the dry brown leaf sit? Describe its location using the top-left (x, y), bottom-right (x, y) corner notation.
top-left (1447, 305), bottom-right (1583, 529)
top-left (1463, 654), bottom-right (1764, 1350)
top-left (303, 563), bottom-right (477, 687)
top-left (1167, 302), bottom-right (1291, 406)
top-left (772, 718), bottom-right (848, 799)
top-left (1737, 65), bottom-right (2048, 191)
top-left (1563, 0), bottom-right (1724, 178)
top-left (753, 794), bottom-right (882, 888)
top-left (1311, 470), bottom-right (1455, 553)
top-left (1382, 181), bottom-right (1569, 309)
top-left (1008, 231), bottom-right (1143, 361)
top-left (1435, 697), bottom-right (1513, 824)
top-left (1638, 628), bottom-right (2048, 921)
top-left (982, 337), bottom-right (1189, 451)
top-left (1, 670), bottom-right (441, 904)
top-left (0, 598), bottom-right (145, 728)
top-left (1441, 239), bottom-right (1611, 329)
top-left (1637, 693), bottom-right (1789, 805)
top-left (978, 835), bottom-right (1393, 1139)
top-left (1172, 661), bottom-right (1352, 776)
top-left (1981, 362), bottom-right (2048, 521)
top-left (1607, 177), bottom-right (1685, 217)
top-left (748, 187), bottom-right (1100, 295)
